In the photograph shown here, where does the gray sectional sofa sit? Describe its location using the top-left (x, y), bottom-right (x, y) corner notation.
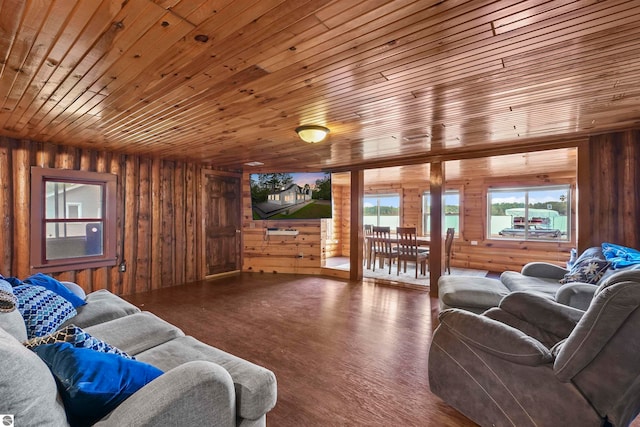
top-left (429, 270), bottom-right (640, 427)
top-left (0, 288), bottom-right (277, 426)
top-left (439, 246), bottom-right (640, 313)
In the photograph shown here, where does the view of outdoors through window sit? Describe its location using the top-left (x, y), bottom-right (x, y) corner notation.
top-left (423, 191), bottom-right (460, 236)
top-left (45, 181), bottom-right (104, 260)
top-left (363, 194), bottom-right (400, 228)
top-left (488, 185), bottom-right (570, 241)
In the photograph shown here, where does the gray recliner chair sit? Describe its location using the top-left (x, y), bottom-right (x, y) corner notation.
top-left (429, 270), bottom-right (640, 427)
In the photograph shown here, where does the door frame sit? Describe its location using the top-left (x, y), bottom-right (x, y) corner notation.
top-left (200, 169), bottom-right (243, 279)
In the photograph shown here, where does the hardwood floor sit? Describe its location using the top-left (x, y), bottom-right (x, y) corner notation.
top-left (124, 272), bottom-right (476, 426)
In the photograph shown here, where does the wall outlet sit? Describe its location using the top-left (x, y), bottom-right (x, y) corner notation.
top-left (119, 262), bottom-right (127, 272)
top-left (470, 240), bottom-right (478, 246)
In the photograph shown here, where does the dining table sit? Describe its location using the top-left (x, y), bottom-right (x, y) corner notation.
top-left (364, 234), bottom-right (430, 270)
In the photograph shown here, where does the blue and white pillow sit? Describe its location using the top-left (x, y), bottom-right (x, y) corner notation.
top-left (13, 285), bottom-right (77, 339)
top-left (24, 273), bottom-right (86, 308)
top-left (24, 324), bottom-right (134, 359)
top-left (560, 258), bottom-right (611, 285)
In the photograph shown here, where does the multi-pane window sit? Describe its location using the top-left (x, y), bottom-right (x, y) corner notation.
top-left (31, 168), bottom-right (117, 272)
top-left (423, 190), bottom-right (460, 236)
top-left (363, 194), bottom-right (400, 228)
top-left (488, 185), bottom-right (570, 241)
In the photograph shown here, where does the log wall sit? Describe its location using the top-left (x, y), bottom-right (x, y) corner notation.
top-left (0, 137), bottom-right (204, 295)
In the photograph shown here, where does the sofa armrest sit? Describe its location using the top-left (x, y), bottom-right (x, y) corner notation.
top-left (437, 309), bottom-right (553, 365)
top-left (521, 262), bottom-right (568, 280)
top-left (95, 361), bottom-right (236, 427)
top-left (555, 282), bottom-right (597, 310)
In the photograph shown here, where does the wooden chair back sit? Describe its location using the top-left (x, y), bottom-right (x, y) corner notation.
top-left (396, 227), bottom-right (429, 278)
top-left (444, 227), bottom-right (455, 274)
top-left (371, 226), bottom-right (396, 273)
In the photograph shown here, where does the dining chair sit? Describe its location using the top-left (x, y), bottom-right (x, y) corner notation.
top-left (444, 227), bottom-right (455, 274)
top-left (396, 227), bottom-right (430, 278)
top-left (364, 224), bottom-right (374, 268)
top-left (371, 226), bottom-right (397, 274)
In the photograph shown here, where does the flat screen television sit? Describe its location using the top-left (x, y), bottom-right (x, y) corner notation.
top-left (249, 172), bottom-right (332, 220)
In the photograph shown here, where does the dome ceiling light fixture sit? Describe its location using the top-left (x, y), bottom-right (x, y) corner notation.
top-left (295, 125), bottom-right (330, 143)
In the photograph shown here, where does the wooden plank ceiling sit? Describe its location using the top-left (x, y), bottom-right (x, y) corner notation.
top-left (0, 0), bottom-right (638, 172)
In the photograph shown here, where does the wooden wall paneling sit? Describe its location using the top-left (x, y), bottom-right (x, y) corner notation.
top-left (173, 162), bottom-right (185, 286)
top-left (0, 138), bottom-right (12, 274)
top-left (328, 182), bottom-right (350, 258)
top-left (121, 155), bottom-right (139, 296)
top-left (0, 137), bottom-right (204, 295)
top-left (109, 154), bottom-right (124, 295)
top-left (150, 157), bottom-right (162, 289)
top-left (401, 186), bottom-right (422, 230)
top-left (12, 140), bottom-right (30, 278)
top-left (161, 161), bottom-right (176, 288)
top-left (579, 131), bottom-right (640, 251)
top-left (184, 163), bottom-right (197, 283)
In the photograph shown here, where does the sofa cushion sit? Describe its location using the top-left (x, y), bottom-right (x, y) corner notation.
top-left (0, 327), bottom-right (68, 426)
top-left (136, 336), bottom-right (277, 421)
top-left (0, 309), bottom-right (28, 342)
top-left (438, 276), bottom-right (509, 313)
top-left (85, 311), bottom-right (185, 355)
top-left (560, 258), bottom-right (610, 285)
top-left (62, 289), bottom-right (140, 329)
top-left (34, 342), bottom-right (163, 426)
top-left (24, 273), bottom-right (86, 308)
top-left (500, 271), bottom-right (561, 297)
top-left (14, 285), bottom-right (77, 339)
top-left (25, 324), bottom-right (134, 359)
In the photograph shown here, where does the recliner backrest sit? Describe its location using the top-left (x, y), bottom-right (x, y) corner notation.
top-left (554, 279), bottom-right (640, 425)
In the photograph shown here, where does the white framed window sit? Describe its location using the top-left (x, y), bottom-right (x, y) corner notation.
top-left (487, 185), bottom-right (570, 241)
top-left (423, 190), bottom-right (460, 236)
top-left (363, 193), bottom-right (400, 228)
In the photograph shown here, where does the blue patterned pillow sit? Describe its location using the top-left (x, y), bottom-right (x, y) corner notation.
top-left (24, 273), bottom-right (86, 308)
top-left (24, 324), bottom-right (134, 359)
top-left (560, 258), bottom-right (611, 285)
top-left (13, 285), bottom-right (77, 339)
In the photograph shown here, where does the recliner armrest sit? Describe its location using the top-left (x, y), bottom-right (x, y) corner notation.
top-left (555, 282), bottom-right (597, 310)
top-left (499, 291), bottom-right (584, 338)
top-left (437, 309), bottom-right (553, 366)
top-left (521, 262), bottom-right (568, 280)
top-left (95, 361), bottom-right (236, 427)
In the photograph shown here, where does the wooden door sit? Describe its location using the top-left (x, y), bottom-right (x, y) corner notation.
top-left (202, 170), bottom-right (241, 276)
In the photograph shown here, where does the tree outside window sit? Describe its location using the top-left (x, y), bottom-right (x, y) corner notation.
top-left (363, 194), bottom-right (400, 228)
top-left (423, 190), bottom-right (460, 236)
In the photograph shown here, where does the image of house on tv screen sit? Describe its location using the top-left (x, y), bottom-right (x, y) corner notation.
top-left (250, 172), bottom-right (332, 220)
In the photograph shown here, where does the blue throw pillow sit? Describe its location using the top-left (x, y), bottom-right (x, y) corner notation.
top-left (34, 343), bottom-right (163, 426)
top-left (24, 324), bottom-right (135, 360)
top-left (602, 243), bottom-right (640, 269)
top-left (24, 273), bottom-right (86, 308)
top-left (560, 258), bottom-right (611, 285)
top-left (14, 285), bottom-right (77, 339)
